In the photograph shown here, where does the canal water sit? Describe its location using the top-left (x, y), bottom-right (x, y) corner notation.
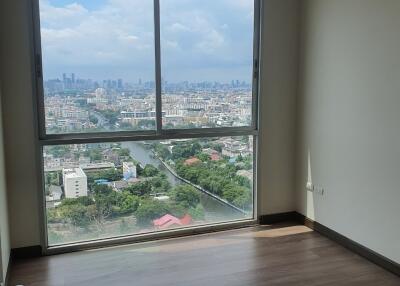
top-left (121, 141), bottom-right (248, 223)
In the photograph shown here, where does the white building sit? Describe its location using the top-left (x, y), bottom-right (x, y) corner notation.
top-left (62, 168), bottom-right (88, 198)
top-left (123, 162), bottom-right (137, 180)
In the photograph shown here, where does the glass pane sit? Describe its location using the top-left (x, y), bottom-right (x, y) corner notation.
top-left (160, 0), bottom-right (255, 129)
top-left (39, 0), bottom-right (156, 134)
top-left (44, 136), bottom-right (254, 245)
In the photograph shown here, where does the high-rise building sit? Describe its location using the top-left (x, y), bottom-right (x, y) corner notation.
top-left (62, 168), bottom-right (88, 198)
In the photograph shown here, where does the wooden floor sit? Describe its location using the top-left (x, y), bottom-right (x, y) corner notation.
top-left (9, 224), bottom-right (400, 286)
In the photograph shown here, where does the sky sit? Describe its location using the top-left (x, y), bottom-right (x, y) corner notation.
top-left (39, 0), bottom-right (255, 83)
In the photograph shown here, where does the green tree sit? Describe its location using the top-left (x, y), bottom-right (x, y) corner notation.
top-left (222, 184), bottom-right (248, 205)
top-left (170, 185), bottom-right (200, 208)
top-left (124, 181), bottom-right (153, 196)
top-left (136, 163), bottom-right (144, 176)
top-left (235, 175), bottom-right (252, 188)
top-left (89, 115), bottom-right (99, 124)
top-left (142, 164), bottom-right (159, 177)
top-left (153, 143), bottom-right (171, 160)
top-left (116, 192), bottom-right (140, 214)
top-left (196, 153), bottom-right (210, 162)
top-left (188, 204), bottom-right (205, 220)
top-left (171, 141), bottom-right (202, 160)
top-left (135, 199), bottom-right (168, 226)
top-left (47, 145), bottom-right (70, 157)
top-left (87, 192), bottom-right (116, 227)
top-left (233, 191), bottom-right (252, 209)
top-left (166, 202), bottom-right (186, 218)
top-left (47, 208), bottom-right (62, 223)
top-left (92, 184), bottom-right (113, 196)
top-left (149, 175), bottom-right (171, 193)
top-left (100, 169), bottom-right (123, 181)
top-left (60, 197), bottom-right (93, 207)
top-left (61, 204), bottom-right (90, 228)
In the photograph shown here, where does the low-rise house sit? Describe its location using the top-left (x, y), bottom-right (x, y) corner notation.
top-left (184, 157), bottom-right (201, 166)
top-left (153, 214), bottom-right (192, 230)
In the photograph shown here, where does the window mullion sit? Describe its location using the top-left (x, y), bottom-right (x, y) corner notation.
top-left (154, 0), bottom-right (163, 135)
top-left (252, 0), bottom-right (261, 131)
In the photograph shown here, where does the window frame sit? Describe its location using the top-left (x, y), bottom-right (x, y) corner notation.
top-left (30, 0), bottom-right (262, 254)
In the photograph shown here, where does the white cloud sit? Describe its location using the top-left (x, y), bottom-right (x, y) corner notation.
top-left (40, 0), bottom-right (254, 82)
top-left (167, 22), bottom-right (191, 33)
top-left (40, 1), bottom-right (89, 28)
top-left (195, 29), bottom-right (225, 53)
top-left (40, 0), bottom-right (154, 72)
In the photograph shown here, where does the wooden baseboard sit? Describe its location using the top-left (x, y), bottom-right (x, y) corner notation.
top-left (258, 211), bottom-right (298, 224)
top-left (294, 213), bottom-right (400, 277)
top-left (11, 245), bottom-right (42, 260)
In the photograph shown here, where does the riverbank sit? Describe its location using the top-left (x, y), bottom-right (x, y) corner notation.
top-left (121, 141), bottom-right (248, 221)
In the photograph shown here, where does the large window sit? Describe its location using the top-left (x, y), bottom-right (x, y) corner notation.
top-left (160, 0), bottom-right (255, 129)
top-left (33, 0), bottom-right (260, 249)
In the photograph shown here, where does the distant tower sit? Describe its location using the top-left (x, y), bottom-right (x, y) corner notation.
top-left (63, 73), bottom-right (67, 84)
top-left (71, 73), bottom-right (75, 84)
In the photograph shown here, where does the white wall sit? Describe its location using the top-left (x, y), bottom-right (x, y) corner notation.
top-left (0, 83), bottom-right (10, 283)
top-left (297, 0), bottom-right (400, 263)
top-left (0, 0), bottom-right (11, 280)
top-left (259, 0), bottom-right (300, 214)
top-left (0, 0), bottom-right (300, 249)
top-left (0, 0), bottom-right (42, 248)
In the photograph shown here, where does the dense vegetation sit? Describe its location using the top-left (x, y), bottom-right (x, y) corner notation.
top-left (151, 139), bottom-right (253, 209)
top-left (48, 171), bottom-right (204, 230)
top-left (46, 138), bottom-right (252, 243)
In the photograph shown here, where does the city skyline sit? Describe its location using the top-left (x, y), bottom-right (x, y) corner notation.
top-left (45, 72), bottom-right (252, 88)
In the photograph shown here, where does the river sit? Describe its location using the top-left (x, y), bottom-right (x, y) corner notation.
top-left (121, 141), bottom-right (247, 222)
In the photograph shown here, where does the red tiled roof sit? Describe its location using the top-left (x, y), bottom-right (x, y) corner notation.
top-left (210, 154), bottom-right (221, 161)
top-left (184, 157), bottom-right (201, 166)
top-left (180, 214), bottom-right (192, 225)
top-left (153, 214), bottom-right (192, 229)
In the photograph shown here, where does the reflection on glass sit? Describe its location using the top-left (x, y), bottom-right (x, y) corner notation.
top-left (44, 136), bottom-right (254, 245)
top-left (160, 0), bottom-right (255, 129)
top-left (39, 0), bottom-right (156, 134)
